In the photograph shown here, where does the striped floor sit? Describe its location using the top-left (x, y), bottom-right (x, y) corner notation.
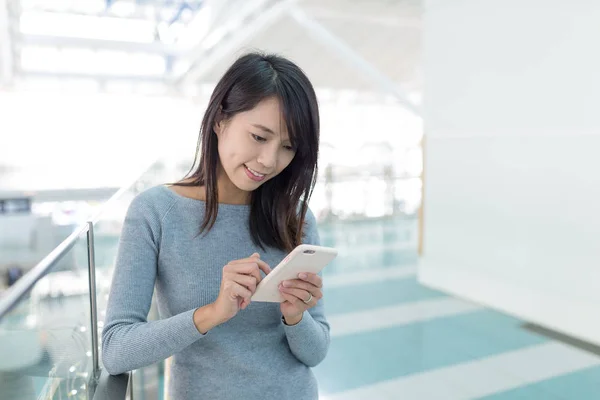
top-left (314, 218), bottom-right (600, 400)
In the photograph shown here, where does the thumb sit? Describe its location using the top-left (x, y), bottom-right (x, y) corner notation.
top-left (251, 252), bottom-right (260, 259)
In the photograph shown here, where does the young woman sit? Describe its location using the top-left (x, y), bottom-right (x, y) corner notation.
top-left (101, 52), bottom-right (330, 400)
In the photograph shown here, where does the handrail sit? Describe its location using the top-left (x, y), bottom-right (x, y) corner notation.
top-left (0, 222), bottom-right (90, 318)
top-left (92, 370), bottom-right (130, 400)
top-left (0, 159), bottom-right (159, 319)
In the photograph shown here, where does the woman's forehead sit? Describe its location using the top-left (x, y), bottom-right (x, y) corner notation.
top-left (239, 98), bottom-right (290, 138)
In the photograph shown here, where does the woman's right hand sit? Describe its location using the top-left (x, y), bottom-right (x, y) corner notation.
top-left (212, 253), bottom-right (271, 323)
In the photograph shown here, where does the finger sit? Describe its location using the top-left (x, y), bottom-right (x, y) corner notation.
top-left (279, 291), bottom-right (303, 308)
top-left (228, 253), bottom-right (260, 265)
top-left (229, 273), bottom-right (258, 293)
top-left (225, 258), bottom-right (260, 282)
top-left (281, 279), bottom-right (319, 295)
top-left (227, 254), bottom-right (271, 275)
top-left (230, 260), bottom-right (271, 279)
top-left (281, 280), bottom-right (322, 300)
top-left (240, 297), bottom-right (251, 309)
top-left (279, 286), bottom-right (312, 305)
top-left (298, 272), bottom-right (323, 288)
top-left (246, 253), bottom-right (273, 275)
top-left (254, 258), bottom-right (272, 275)
top-left (228, 262), bottom-right (261, 283)
top-left (229, 281), bottom-right (252, 301)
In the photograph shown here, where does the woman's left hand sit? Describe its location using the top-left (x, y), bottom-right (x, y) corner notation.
top-left (279, 272), bottom-right (323, 325)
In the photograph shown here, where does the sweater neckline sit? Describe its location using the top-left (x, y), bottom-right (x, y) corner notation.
top-left (160, 185), bottom-right (252, 210)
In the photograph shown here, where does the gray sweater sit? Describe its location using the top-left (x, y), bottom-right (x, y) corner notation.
top-left (101, 185), bottom-right (330, 400)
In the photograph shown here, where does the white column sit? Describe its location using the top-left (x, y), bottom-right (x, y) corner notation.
top-left (420, 0), bottom-right (600, 346)
top-left (0, 0), bottom-right (13, 85)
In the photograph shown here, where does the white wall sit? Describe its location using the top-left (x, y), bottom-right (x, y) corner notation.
top-left (420, 0), bottom-right (600, 346)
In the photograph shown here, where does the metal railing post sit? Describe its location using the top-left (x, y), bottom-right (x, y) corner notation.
top-left (87, 221), bottom-right (100, 381)
top-left (127, 372), bottom-right (134, 400)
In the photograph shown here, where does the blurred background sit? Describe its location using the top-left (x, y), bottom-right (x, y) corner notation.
top-left (0, 0), bottom-right (598, 399)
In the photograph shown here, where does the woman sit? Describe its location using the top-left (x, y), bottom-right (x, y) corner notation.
top-left (101, 52), bottom-right (330, 400)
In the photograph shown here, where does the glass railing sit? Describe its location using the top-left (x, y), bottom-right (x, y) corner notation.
top-left (0, 160), bottom-right (173, 400)
top-left (0, 225), bottom-right (96, 400)
top-left (0, 156), bottom-right (422, 400)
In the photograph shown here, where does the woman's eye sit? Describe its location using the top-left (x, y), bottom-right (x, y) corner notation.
top-left (251, 134), bottom-right (266, 142)
top-left (284, 145), bottom-right (294, 151)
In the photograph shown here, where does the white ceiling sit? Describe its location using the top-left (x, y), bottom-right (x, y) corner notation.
top-left (1, 0), bottom-right (422, 98)
top-left (196, 0), bottom-right (422, 94)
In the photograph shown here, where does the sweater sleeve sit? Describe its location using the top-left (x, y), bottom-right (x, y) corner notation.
top-left (101, 193), bottom-right (204, 375)
top-left (282, 207), bottom-right (331, 367)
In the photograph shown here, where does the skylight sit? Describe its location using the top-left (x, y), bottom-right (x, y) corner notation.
top-left (20, 11), bottom-right (156, 43)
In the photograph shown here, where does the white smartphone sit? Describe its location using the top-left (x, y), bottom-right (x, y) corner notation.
top-left (251, 244), bottom-right (338, 303)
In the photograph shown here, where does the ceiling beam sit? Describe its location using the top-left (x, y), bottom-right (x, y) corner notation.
top-left (18, 70), bottom-right (167, 83)
top-left (288, 5), bottom-right (421, 117)
top-left (176, 0), bottom-right (273, 63)
top-left (304, 6), bottom-right (421, 28)
top-left (18, 33), bottom-right (172, 55)
top-left (175, 0), bottom-right (294, 86)
top-left (174, 0), bottom-right (231, 50)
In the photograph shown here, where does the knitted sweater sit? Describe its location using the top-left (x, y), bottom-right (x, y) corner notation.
top-left (101, 185), bottom-right (330, 400)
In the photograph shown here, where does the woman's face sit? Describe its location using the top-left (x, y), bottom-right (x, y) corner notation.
top-left (215, 96), bottom-right (296, 195)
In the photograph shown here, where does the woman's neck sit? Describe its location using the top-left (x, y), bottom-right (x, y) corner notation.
top-left (172, 177), bottom-right (250, 205)
top-left (216, 179), bottom-right (250, 205)
top-left (214, 163), bottom-right (251, 205)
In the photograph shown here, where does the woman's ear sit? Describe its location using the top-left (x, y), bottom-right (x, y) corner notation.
top-left (213, 120), bottom-right (223, 136)
top-left (213, 107), bottom-right (226, 136)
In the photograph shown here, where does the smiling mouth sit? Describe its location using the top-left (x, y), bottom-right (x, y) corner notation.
top-left (244, 164), bottom-right (267, 181)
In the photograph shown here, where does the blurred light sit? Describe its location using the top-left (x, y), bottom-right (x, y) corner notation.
top-left (172, 59), bottom-right (192, 77)
top-left (316, 88), bottom-right (334, 102)
top-left (71, 0), bottom-right (106, 15)
top-left (159, 5), bottom-right (179, 22)
top-left (60, 79), bottom-right (101, 93)
top-left (135, 82), bottom-right (170, 96)
top-left (97, 51), bottom-right (166, 76)
top-left (16, 75), bottom-right (62, 91)
top-left (408, 91), bottom-right (422, 105)
top-left (336, 89), bottom-right (359, 104)
top-left (21, 46), bottom-right (59, 71)
top-left (200, 27), bottom-right (227, 50)
top-left (25, 314), bottom-right (37, 328)
top-left (109, 1), bottom-right (136, 18)
top-left (20, 11), bottom-right (156, 43)
top-left (181, 83), bottom-right (199, 98)
top-left (21, 0), bottom-right (106, 14)
top-left (104, 81), bottom-right (135, 94)
top-left (21, 46), bottom-right (166, 76)
top-left (69, 366), bottom-right (76, 373)
top-left (157, 21), bottom-right (185, 44)
top-left (143, 4), bottom-right (156, 20)
top-left (176, 5), bottom-right (213, 49)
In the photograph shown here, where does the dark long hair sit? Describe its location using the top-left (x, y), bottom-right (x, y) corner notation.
top-left (174, 52), bottom-right (320, 252)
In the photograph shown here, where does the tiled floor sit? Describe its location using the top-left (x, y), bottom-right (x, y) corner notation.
top-left (312, 217), bottom-right (600, 400)
top-left (5, 216), bottom-right (599, 399)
